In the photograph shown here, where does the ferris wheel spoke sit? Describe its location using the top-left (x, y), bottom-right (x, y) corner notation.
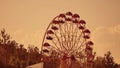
top-left (65, 23), bottom-right (71, 50)
top-left (58, 24), bottom-right (68, 51)
top-left (74, 31), bottom-right (83, 48)
top-left (51, 40), bottom-right (62, 52)
top-left (72, 27), bottom-right (79, 47)
top-left (76, 42), bottom-right (86, 53)
top-left (50, 45), bottom-right (63, 54)
top-left (70, 28), bottom-right (78, 50)
top-left (71, 40), bottom-right (85, 54)
top-left (70, 23), bottom-right (75, 49)
top-left (53, 31), bottom-right (63, 50)
top-left (69, 23), bottom-right (73, 45)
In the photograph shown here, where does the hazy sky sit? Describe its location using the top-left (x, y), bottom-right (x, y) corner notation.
top-left (0, 0), bottom-right (120, 63)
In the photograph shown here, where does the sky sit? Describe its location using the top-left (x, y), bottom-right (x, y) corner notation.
top-left (0, 0), bottom-right (120, 63)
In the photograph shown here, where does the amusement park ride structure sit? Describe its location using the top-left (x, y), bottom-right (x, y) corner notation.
top-left (41, 12), bottom-right (95, 68)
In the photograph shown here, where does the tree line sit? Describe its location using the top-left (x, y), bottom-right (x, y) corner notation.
top-left (0, 29), bottom-right (42, 68)
top-left (0, 28), bottom-right (119, 68)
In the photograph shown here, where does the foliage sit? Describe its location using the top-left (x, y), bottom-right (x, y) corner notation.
top-left (93, 51), bottom-right (119, 68)
top-left (0, 29), bottom-right (42, 68)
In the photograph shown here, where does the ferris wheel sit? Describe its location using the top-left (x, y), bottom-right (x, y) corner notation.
top-left (41, 12), bottom-right (95, 67)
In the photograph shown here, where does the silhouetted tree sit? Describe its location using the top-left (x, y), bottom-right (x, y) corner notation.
top-left (93, 51), bottom-right (119, 68)
top-left (0, 29), bottom-right (42, 68)
top-left (104, 51), bottom-right (118, 68)
top-left (0, 28), bottom-right (11, 67)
